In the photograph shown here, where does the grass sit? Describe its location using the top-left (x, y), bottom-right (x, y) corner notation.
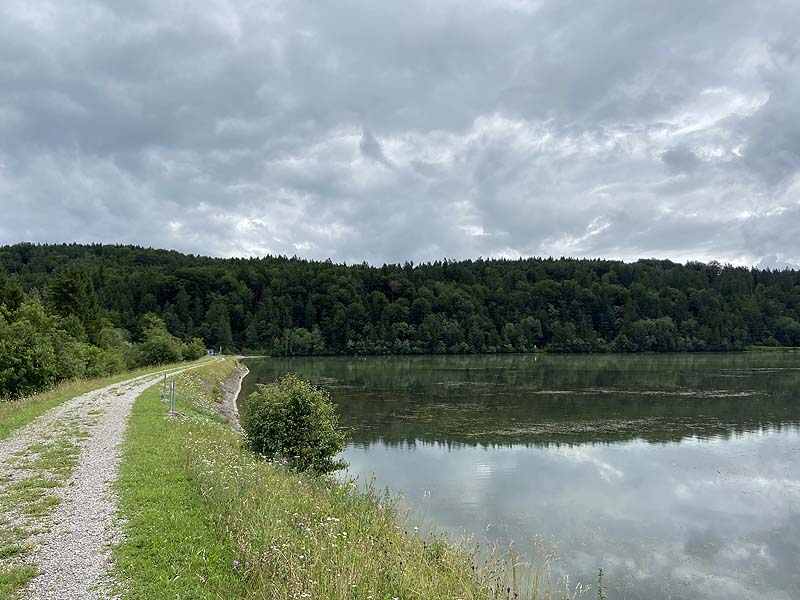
top-left (0, 566), bottom-right (38, 598)
top-left (22, 440), bottom-right (81, 477)
top-left (0, 437), bottom-right (78, 516)
top-left (0, 545), bottom-right (26, 560)
top-left (113, 359), bottom-right (248, 599)
top-left (0, 357), bottom-right (211, 442)
top-left (115, 358), bottom-right (580, 600)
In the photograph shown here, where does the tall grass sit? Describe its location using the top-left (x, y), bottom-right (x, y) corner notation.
top-left (115, 358), bottom-right (589, 600)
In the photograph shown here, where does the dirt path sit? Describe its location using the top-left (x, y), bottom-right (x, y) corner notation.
top-left (0, 361), bottom-right (217, 600)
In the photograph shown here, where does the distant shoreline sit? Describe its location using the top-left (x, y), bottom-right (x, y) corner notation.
top-left (233, 346), bottom-right (800, 359)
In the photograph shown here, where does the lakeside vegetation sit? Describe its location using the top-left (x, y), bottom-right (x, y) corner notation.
top-left (2, 243), bottom-right (800, 359)
top-left (115, 358), bottom-right (575, 599)
top-left (242, 374), bottom-right (347, 474)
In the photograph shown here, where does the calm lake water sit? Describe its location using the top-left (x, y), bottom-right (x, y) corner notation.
top-left (240, 353), bottom-right (800, 600)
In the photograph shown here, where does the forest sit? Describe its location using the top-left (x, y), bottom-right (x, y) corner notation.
top-left (0, 246), bottom-right (210, 398)
top-left (0, 243), bottom-right (798, 372)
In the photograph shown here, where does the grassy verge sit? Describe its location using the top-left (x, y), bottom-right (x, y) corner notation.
top-left (0, 358), bottom-right (211, 442)
top-left (114, 358), bottom-right (535, 600)
top-left (113, 358), bottom-right (245, 599)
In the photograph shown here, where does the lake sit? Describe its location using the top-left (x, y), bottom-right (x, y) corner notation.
top-left (240, 352), bottom-right (800, 600)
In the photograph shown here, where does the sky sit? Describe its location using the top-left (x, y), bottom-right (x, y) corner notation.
top-left (0, 0), bottom-right (799, 267)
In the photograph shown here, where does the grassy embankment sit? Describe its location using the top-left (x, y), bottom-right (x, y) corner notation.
top-left (0, 358), bottom-right (212, 442)
top-left (114, 357), bottom-right (547, 600)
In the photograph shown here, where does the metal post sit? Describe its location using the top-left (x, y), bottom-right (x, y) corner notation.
top-left (169, 380), bottom-right (176, 414)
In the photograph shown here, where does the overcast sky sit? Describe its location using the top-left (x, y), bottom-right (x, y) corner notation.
top-left (1, 1), bottom-right (799, 267)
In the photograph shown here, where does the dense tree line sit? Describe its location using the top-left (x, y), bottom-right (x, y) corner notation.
top-left (1, 243), bottom-right (799, 367)
top-left (0, 262), bottom-right (205, 399)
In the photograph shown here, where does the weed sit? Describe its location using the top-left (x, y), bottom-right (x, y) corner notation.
top-left (0, 544), bottom-right (26, 560)
top-left (0, 565), bottom-right (38, 598)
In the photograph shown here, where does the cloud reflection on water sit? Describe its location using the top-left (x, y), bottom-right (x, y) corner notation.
top-left (343, 430), bottom-right (800, 599)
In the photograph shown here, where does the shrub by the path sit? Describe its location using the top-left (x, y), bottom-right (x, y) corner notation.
top-left (242, 374), bottom-right (346, 473)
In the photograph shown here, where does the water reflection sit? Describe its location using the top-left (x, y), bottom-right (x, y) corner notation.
top-left (241, 353), bottom-right (800, 599)
top-left (342, 432), bottom-right (800, 599)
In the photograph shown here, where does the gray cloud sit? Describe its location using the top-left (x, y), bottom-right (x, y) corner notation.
top-left (0, 0), bottom-right (799, 265)
top-left (359, 127), bottom-right (394, 168)
top-left (662, 145), bottom-right (702, 175)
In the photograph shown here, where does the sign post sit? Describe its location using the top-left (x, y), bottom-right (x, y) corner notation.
top-left (168, 379), bottom-right (176, 415)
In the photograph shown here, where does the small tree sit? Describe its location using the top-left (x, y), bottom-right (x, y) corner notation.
top-left (242, 374), bottom-right (346, 473)
top-left (138, 314), bottom-right (183, 365)
top-left (0, 301), bottom-right (59, 398)
top-left (182, 337), bottom-right (207, 360)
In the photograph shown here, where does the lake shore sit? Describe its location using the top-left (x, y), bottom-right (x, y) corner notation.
top-left (113, 357), bottom-right (535, 599)
top-left (217, 361), bottom-right (249, 432)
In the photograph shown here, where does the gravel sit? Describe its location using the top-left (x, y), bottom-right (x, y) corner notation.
top-left (217, 363), bottom-right (249, 432)
top-left (0, 364), bottom-right (204, 600)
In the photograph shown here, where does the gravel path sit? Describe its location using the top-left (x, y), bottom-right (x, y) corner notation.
top-left (0, 362), bottom-right (213, 600)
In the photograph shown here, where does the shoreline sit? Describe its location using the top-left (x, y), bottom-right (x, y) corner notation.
top-left (218, 361), bottom-right (249, 432)
top-left (220, 346), bottom-right (799, 359)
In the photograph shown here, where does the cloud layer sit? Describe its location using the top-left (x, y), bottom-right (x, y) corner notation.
top-left (1, 0), bottom-right (799, 265)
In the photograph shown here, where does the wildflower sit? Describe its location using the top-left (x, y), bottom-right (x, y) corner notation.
top-left (232, 560), bottom-right (240, 568)
top-left (245, 561), bottom-right (251, 568)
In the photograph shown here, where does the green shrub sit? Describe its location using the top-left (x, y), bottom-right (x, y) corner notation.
top-left (138, 314), bottom-right (184, 365)
top-left (242, 374), bottom-right (346, 473)
top-left (139, 336), bottom-right (183, 365)
top-left (182, 337), bottom-right (206, 361)
top-left (83, 345), bottom-right (125, 378)
top-left (52, 336), bottom-right (89, 381)
top-left (0, 311), bottom-right (58, 398)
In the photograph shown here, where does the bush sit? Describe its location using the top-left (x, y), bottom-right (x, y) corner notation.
top-left (182, 337), bottom-right (207, 361)
top-left (52, 336), bottom-right (88, 381)
top-left (0, 311), bottom-right (59, 398)
top-left (138, 314), bottom-right (184, 365)
top-left (242, 374), bottom-right (346, 473)
top-left (139, 335), bottom-right (183, 365)
top-left (84, 345), bottom-right (126, 378)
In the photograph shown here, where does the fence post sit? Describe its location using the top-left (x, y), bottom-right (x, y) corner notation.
top-left (169, 379), bottom-right (176, 415)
